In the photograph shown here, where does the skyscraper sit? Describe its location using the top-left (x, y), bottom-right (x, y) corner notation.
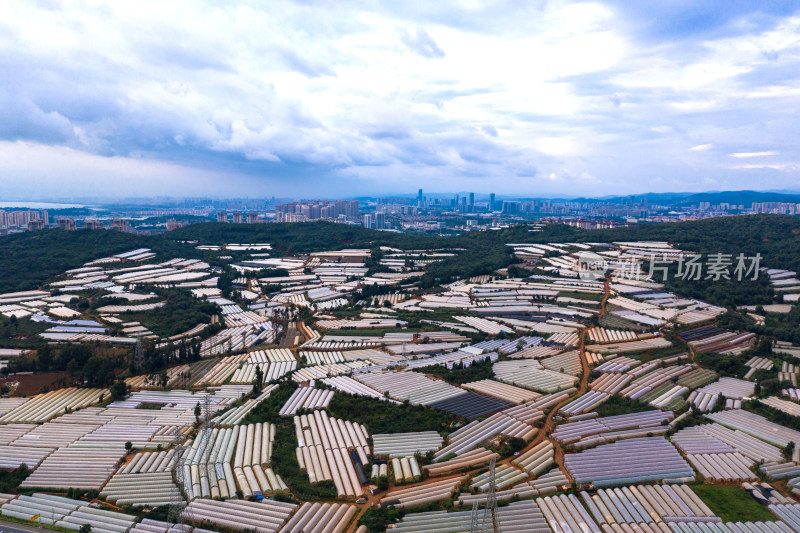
top-left (489, 193), bottom-right (495, 211)
top-left (363, 214), bottom-right (373, 229)
top-left (417, 189), bottom-right (423, 206)
top-left (375, 212), bottom-right (385, 229)
top-left (347, 200), bottom-right (359, 219)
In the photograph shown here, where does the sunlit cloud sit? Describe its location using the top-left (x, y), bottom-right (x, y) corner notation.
top-left (729, 151), bottom-right (778, 158)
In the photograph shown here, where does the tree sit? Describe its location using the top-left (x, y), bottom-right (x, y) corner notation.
top-left (110, 380), bottom-right (127, 401)
top-left (194, 402), bottom-right (201, 423)
top-left (66, 358), bottom-right (78, 377)
top-left (37, 344), bottom-right (53, 372)
top-left (125, 441), bottom-right (133, 453)
top-left (80, 524), bottom-right (92, 533)
top-left (253, 364), bottom-right (264, 394)
top-left (83, 355), bottom-right (115, 387)
top-left (784, 442), bottom-right (795, 460)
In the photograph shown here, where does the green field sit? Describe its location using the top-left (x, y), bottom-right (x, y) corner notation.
top-left (690, 485), bottom-right (776, 522)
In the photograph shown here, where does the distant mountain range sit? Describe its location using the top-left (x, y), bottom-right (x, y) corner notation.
top-left (565, 190), bottom-right (800, 207)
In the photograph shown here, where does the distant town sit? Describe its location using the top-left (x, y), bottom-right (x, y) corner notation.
top-left (2, 189), bottom-right (800, 237)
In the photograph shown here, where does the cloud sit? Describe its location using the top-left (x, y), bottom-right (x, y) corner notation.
top-left (399, 28), bottom-right (445, 58)
top-left (481, 125), bottom-right (499, 137)
top-left (729, 151), bottom-right (777, 158)
top-left (0, 0), bottom-right (799, 198)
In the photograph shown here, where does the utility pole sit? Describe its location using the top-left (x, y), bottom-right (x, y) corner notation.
top-left (168, 425), bottom-right (188, 526)
top-left (134, 338), bottom-right (145, 371)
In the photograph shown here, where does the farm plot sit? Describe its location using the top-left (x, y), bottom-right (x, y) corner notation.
top-left (279, 386), bottom-right (335, 416)
top-left (672, 423), bottom-right (783, 464)
top-left (181, 498), bottom-right (296, 533)
top-left (0, 387), bottom-right (109, 423)
top-left (563, 436), bottom-right (694, 487)
top-left (1, 493), bottom-right (138, 532)
top-left (552, 410), bottom-right (674, 448)
top-left (461, 379), bottom-right (542, 404)
top-left (100, 471), bottom-right (182, 507)
top-left (706, 410), bottom-right (800, 448)
top-left (493, 360), bottom-right (578, 393)
top-left (390, 499), bottom-right (549, 533)
top-left (372, 431), bottom-right (444, 458)
top-left (294, 411), bottom-right (370, 499)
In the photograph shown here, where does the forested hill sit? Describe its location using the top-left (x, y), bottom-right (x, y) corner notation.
top-left (0, 215), bottom-right (797, 297)
top-left (167, 221), bottom-right (442, 253)
top-left (563, 215), bottom-right (800, 273)
top-left (0, 230), bottom-right (148, 294)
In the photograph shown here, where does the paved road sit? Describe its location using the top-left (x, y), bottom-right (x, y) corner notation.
top-left (0, 518), bottom-right (51, 533)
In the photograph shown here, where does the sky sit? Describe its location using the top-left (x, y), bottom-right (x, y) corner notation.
top-left (1, 0), bottom-right (799, 199)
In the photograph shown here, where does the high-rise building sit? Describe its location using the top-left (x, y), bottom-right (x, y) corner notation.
top-left (28, 219), bottom-right (45, 231)
top-left (347, 200), bottom-right (359, 219)
top-left (84, 219), bottom-right (104, 230)
top-left (232, 212), bottom-right (243, 223)
top-left (111, 218), bottom-right (129, 232)
top-left (217, 211), bottom-right (227, 222)
top-left (57, 218), bottom-right (76, 230)
top-left (330, 200), bottom-right (345, 218)
top-left (417, 189), bottom-right (423, 206)
top-left (375, 212), bottom-right (385, 229)
top-left (363, 214), bottom-right (373, 229)
top-left (469, 192), bottom-right (474, 207)
top-left (489, 193), bottom-right (496, 211)
top-left (246, 212), bottom-right (260, 223)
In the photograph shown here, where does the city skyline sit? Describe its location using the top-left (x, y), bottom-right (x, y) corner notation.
top-left (1, 1), bottom-right (799, 199)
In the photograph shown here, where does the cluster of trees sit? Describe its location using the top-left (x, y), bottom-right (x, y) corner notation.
top-left (169, 221), bottom-right (442, 256)
top-left (241, 380), bottom-right (299, 425)
top-left (246, 267), bottom-right (289, 279)
top-left (418, 357), bottom-right (495, 385)
top-left (0, 464), bottom-right (30, 493)
top-left (594, 395), bottom-right (653, 417)
top-left (132, 337), bottom-right (204, 375)
top-left (6, 344), bottom-right (125, 389)
top-left (328, 392), bottom-right (456, 435)
top-left (358, 508), bottom-right (406, 533)
top-left (761, 305), bottom-right (800, 344)
top-left (693, 352), bottom-right (750, 378)
top-left (0, 229), bottom-right (150, 293)
top-left (120, 289), bottom-right (218, 338)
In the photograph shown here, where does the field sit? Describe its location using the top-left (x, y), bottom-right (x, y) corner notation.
top-left (690, 485), bottom-right (776, 522)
